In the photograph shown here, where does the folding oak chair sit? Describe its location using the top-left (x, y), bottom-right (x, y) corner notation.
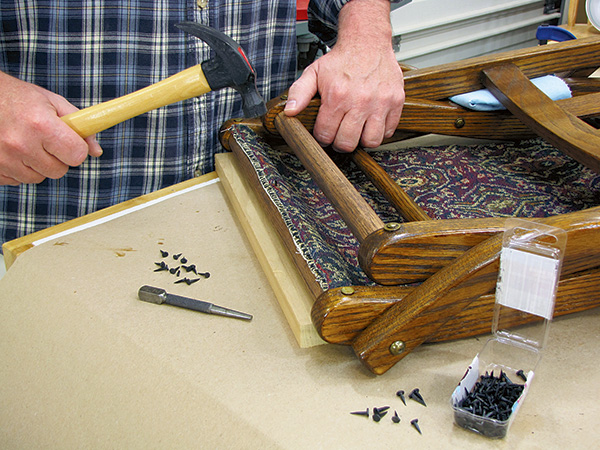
top-left (220, 37), bottom-right (600, 374)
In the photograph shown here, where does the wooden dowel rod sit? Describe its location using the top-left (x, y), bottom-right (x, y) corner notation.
top-left (568, 0), bottom-right (579, 28)
top-left (351, 148), bottom-right (430, 222)
top-left (274, 113), bottom-right (384, 244)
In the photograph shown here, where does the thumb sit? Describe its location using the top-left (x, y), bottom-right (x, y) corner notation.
top-left (284, 66), bottom-right (318, 116)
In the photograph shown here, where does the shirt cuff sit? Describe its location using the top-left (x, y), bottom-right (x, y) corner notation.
top-left (308, 0), bottom-right (409, 47)
top-left (307, 0), bottom-right (350, 48)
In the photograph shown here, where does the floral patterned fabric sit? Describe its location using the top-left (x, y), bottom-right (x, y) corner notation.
top-left (232, 125), bottom-right (600, 290)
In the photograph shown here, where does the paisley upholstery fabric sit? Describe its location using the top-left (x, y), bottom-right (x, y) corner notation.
top-left (232, 125), bottom-right (600, 290)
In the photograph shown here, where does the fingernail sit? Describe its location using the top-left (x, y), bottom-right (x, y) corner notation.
top-left (284, 99), bottom-right (297, 111)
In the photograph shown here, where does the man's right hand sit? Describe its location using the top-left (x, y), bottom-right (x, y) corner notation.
top-left (0, 72), bottom-right (103, 186)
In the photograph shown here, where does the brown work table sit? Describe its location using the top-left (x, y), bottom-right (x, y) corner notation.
top-left (1, 165), bottom-right (599, 448)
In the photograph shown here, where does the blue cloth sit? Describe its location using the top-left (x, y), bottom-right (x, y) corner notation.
top-left (449, 75), bottom-right (572, 111)
top-left (0, 1), bottom-right (347, 246)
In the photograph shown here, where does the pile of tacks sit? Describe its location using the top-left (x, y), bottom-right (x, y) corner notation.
top-left (153, 249), bottom-right (210, 285)
top-left (456, 371), bottom-right (526, 422)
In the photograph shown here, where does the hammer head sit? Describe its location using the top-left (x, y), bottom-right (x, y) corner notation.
top-left (176, 22), bottom-right (267, 117)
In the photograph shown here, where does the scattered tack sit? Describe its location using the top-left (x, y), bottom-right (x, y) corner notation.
top-left (373, 406), bottom-right (390, 415)
top-left (409, 388), bottom-right (427, 407)
top-left (154, 261), bottom-right (168, 272)
top-left (411, 418), bottom-right (422, 434)
top-left (396, 390), bottom-right (406, 405)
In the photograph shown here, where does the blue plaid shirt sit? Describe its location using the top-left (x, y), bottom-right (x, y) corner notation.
top-left (0, 0), bottom-right (348, 245)
top-left (309, 0), bottom-right (349, 46)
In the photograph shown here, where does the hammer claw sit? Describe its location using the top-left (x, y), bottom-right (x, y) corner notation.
top-left (176, 21), bottom-right (267, 117)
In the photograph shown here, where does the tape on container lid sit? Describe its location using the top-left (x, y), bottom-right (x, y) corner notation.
top-left (496, 247), bottom-right (560, 320)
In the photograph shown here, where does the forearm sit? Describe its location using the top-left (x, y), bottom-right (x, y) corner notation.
top-left (308, 0), bottom-right (393, 47)
top-left (336, 0), bottom-right (393, 51)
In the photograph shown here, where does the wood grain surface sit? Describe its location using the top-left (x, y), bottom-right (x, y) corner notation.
top-left (313, 269), bottom-right (600, 345)
top-left (483, 62), bottom-right (600, 173)
top-left (261, 38), bottom-right (600, 145)
top-left (360, 207), bottom-right (600, 285)
top-left (351, 148), bottom-right (430, 222)
top-left (351, 208), bottom-right (600, 374)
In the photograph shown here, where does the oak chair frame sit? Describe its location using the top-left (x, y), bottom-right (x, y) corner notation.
top-left (221, 37), bottom-right (600, 374)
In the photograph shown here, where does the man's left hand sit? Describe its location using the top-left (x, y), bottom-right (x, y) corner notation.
top-left (284, 0), bottom-right (405, 153)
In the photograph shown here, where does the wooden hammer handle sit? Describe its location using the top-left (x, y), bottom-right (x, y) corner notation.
top-left (274, 113), bottom-right (384, 244)
top-left (61, 65), bottom-right (211, 138)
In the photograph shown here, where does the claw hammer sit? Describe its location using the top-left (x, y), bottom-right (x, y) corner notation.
top-left (60, 22), bottom-right (266, 138)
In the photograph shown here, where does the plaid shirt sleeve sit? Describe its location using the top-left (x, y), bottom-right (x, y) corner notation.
top-left (308, 0), bottom-right (407, 46)
top-left (0, 0), bottom-right (296, 245)
top-left (307, 0), bottom-right (350, 47)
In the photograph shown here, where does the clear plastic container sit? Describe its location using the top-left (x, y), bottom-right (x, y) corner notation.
top-left (451, 219), bottom-right (567, 439)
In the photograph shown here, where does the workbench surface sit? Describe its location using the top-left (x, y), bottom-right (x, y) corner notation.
top-left (1, 174), bottom-right (598, 448)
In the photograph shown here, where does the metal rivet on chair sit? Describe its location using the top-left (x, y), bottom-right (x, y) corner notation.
top-left (454, 118), bottom-right (466, 128)
top-left (384, 222), bottom-right (401, 232)
top-left (389, 340), bottom-right (406, 355)
top-left (341, 286), bottom-right (355, 295)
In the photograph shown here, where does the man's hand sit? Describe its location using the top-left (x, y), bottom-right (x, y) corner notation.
top-left (0, 72), bottom-right (103, 185)
top-left (284, 0), bottom-right (405, 153)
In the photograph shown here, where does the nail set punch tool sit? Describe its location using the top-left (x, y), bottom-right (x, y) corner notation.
top-left (138, 285), bottom-right (252, 321)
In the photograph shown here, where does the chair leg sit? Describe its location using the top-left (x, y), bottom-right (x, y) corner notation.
top-left (352, 233), bottom-right (503, 375)
top-left (348, 207), bottom-right (600, 374)
top-left (482, 62), bottom-right (600, 173)
top-left (313, 269), bottom-right (600, 345)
